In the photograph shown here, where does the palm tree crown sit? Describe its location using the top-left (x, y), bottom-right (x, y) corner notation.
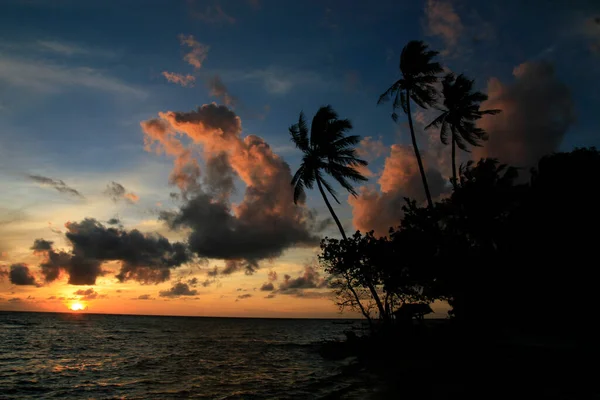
top-left (290, 105), bottom-right (386, 322)
top-left (290, 105), bottom-right (367, 208)
top-left (378, 40), bottom-right (443, 121)
top-left (378, 40), bottom-right (442, 208)
top-left (426, 73), bottom-right (501, 187)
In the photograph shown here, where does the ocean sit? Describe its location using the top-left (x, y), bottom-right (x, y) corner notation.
top-left (0, 312), bottom-right (368, 399)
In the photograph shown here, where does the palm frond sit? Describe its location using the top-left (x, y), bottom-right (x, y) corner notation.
top-left (289, 112), bottom-right (309, 151)
top-left (329, 155), bottom-right (368, 167)
top-left (311, 105), bottom-right (338, 148)
top-left (293, 178), bottom-right (306, 204)
top-left (325, 162), bottom-right (368, 183)
top-left (289, 105), bottom-right (366, 208)
top-left (378, 80), bottom-right (401, 105)
top-left (291, 164), bottom-right (307, 204)
top-left (317, 172), bottom-right (341, 204)
top-left (331, 134), bottom-right (361, 149)
top-left (440, 121), bottom-right (450, 145)
top-left (425, 112), bottom-right (447, 130)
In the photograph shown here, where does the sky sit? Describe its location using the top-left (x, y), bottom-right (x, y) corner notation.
top-left (0, 0), bottom-right (598, 318)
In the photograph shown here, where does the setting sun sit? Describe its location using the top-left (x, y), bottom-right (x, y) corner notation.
top-left (70, 302), bottom-right (85, 311)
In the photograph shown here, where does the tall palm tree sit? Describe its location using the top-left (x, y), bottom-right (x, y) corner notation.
top-left (378, 40), bottom-right (442, 208)
top-left (289, 105), bottom-right (367, 241)
top-left (289, 105), bottom-right (387, 321)
top-left (426, 73), bottom-right (501, 189)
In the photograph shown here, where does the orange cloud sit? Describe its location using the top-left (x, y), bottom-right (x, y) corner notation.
top-left (123, 193), bottom-right (139, 203)
top-left (162, 71), bottom-right (196, 87)
top-left (179, 34), bottom-right (209, 69)
top-left (473, 61), bottom-right (575, 168)
top-left (141, 103), bottom-right (320, 270)
top-left (104, 182), bottom-right (139, 204)
top-left (349, 144), bottom-right (447, 237)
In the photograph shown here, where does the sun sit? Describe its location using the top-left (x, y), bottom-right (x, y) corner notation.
top-left (70, 302), bottom-right (85, 311)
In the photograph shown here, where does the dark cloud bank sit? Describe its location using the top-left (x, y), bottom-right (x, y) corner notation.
top-left (31, 218), bottom-right (191, 285)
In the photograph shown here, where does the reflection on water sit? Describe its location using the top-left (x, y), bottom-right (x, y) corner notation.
top-left (0, 312), bottom-right (365, 399)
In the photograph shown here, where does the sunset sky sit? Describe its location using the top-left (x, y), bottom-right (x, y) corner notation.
top-left (1, 0), bottom-right (598, 317)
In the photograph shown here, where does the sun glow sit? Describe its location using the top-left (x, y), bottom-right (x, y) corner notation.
top-left (70, 302), bottom-right (85, 311)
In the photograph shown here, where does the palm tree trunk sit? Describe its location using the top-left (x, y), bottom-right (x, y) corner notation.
top-left (316, 177), bottom-right (389, 322)
top-left (316, 177), bottom-right (347, 241)
top-left (406, 89), bottom-right (433, 208)
top-left (451, 132), bottom-right (457, 190)
top-left (315, 176), bottom-right (373, 321)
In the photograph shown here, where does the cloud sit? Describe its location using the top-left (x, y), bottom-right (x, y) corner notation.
top-left (179, 34), bottom-right (209, 70)
top-left (280, 265), bottom-right (327, 291)
top-left (142, 104), bottom-right (321, 273)
top-left (279, 289), bottom-right (331, 299)
top-left (356, 136), bottom-right (387, 161)
top-left (201, 278), bottom-right (215, 287)
top-left (204, 151), bottom-right (236, 200)
top-left (355, 136), bottom-right (386, 177)
top-left (349, 144), bottom-right (447, 237)
top-left (159, 282), bottom-right (198, 297)
top-left (207, 75), bottom-right (237, 106)
top-left (0, 266), bottom-right (8, 281)
top-left (162, 71), bottom-right (196, 87)
top-left (190, 3), bottom-right (236, 24)
top-left (33, 219), bottom-right (191, 285)
top-left (424, 0), bottom-right (463, 51)
top-left (473, 61), bottom-right (575, 169)
top-left (226, 67), bottom-right (326, 95)
top-left (137, 294), bottom-right (154, 300)
top-left (187, 277), bottom-right (198, 286)
top-left (27, 174), bottom-right (84, 199)
top-left (36, 40), bottom-right (115, 57)
top-left (0, 56), bottom-right (146, 97)
top-left (32, 238), bottom-right (53, 252)
top-left (104, 181), bottom-right (139, 204)
top-left (237, 293), bottom-right (252, 299)
top-left (268, 270), bottom-right (278, 281)
top-left (73, 288), bottom-right (104, 300)
top-left (9, 264), bottom-right (37, 286)
top-left (260, 282), bottom-right (274, 291)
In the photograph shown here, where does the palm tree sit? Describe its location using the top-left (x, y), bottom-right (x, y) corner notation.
top-left (289, 105), bottom-right (387, 322)
top-left (426, 73), bottom-right (501, 189)
top-left (289, 105), bottom-right (367, 241)
top-left (378, 40), bottom-right (442, 208)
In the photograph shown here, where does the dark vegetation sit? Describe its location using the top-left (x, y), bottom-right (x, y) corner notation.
top-left (290, 40), bottom-right (599, 398)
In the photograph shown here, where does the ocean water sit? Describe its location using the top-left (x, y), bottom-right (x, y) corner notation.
top-left (0, 312), bottom-right (367, 399)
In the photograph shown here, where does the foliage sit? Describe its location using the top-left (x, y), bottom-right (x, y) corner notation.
top-left (289, 105), bottom-right (381, 322)
top-left (289, 105), bottom-right (367, 206)
top-left (378, 40), bottom-right (443, 122)
top-left (425, 73), bottom-right (501, 187)
top-left (378, 40), bottom-right (444, 209)
top-left (320, 148), bottom-right (600, 337)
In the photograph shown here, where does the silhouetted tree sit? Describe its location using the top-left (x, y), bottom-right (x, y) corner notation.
top-left (378, 41), bottom-right (442, 207)
top-left (321, 232), bottom-right (390, 324)
top-left (289, 105), bottom-right (386, 321)
top-left (289, 105), bottom-right (367, 239)
top-left (426, 73), bottom-right (501, 189)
